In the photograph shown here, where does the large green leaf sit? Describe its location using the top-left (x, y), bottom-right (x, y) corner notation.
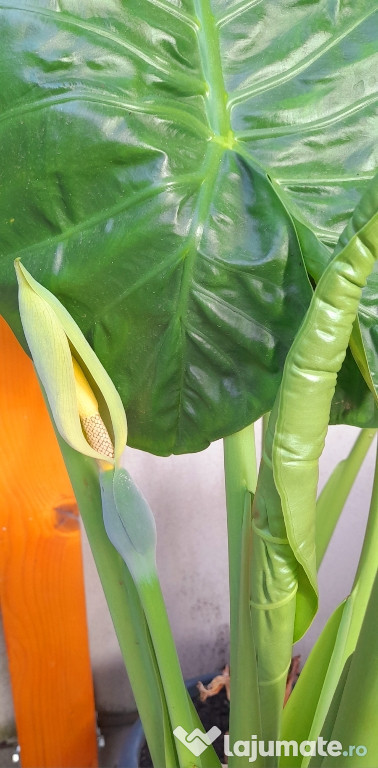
top-left (0, 0), bottom-right (376, 454)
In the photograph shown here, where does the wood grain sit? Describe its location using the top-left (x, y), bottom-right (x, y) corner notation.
top-left (0, 317), bottom-right (98, 767)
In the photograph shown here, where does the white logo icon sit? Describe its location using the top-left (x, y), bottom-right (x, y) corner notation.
top-left (173, 725), bottom-right (221, 756)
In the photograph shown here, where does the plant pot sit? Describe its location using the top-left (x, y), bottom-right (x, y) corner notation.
top-left (119, 673), bottom-right (226, 768)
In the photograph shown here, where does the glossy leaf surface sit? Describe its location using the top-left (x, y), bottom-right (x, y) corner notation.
top-left (0, 0), bottom-right (376, 453)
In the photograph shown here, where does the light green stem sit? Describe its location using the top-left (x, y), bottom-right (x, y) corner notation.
top-left (316, 428), bottom-right (376, 567)
top-left (300, 446), bottom-right (378, 767)
top-left (98, 462), bottom-right (220, 768)
top-left (350, 444), bottom-right (378, 623)
top-left (262, 412), bottom-right (271, 454)
top-left (138, 574), bottom-right (221, 768)
top-left (224, 425), bottom-right (263, 767)
top-left (319, 571), bottom-right (378, 766)
top-left (55, 438), bottom-right (175, 768)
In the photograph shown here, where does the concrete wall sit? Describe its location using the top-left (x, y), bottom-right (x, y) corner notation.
top-left (0, 424), bottom-right (376, 731)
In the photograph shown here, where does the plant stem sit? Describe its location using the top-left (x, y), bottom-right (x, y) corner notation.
top-left (55, 438), bottom-right (175, 768)
top-left (262, 411), bottom-right (270, 454)
top-left (98, 463), bottom-right (221, 768)
top-left (319, 571), bottom-right (378, 766)
top-left (224, 424), bottom-right (258, 618)
top-left (316, 428), bottom-right (376, 566)
top-left (138, 573), bottom-right (221, 768)
top-left (349, 442), bottom-right (378, 632)
top-left (252, 405), bottom-right (298, 761)
top-left (300, 444), bottom-right (378, 766)
top-left (224, 425), bottom-right (263, 767)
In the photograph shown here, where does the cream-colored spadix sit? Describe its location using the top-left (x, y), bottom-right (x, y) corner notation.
top-left (15, 260), bottom-right (127, 464)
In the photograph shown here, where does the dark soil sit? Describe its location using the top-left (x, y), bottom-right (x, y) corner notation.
top-left (140, 686), bottom-right (229, 767)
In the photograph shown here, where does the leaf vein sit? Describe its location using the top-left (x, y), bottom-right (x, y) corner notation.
top-left (0, 90), bottom-right (210, 138)
top-left (228, 10), bottom-right (377, 107)
top-left (216, 0), bottom-right (264, 29)
top-left (0, 4), bottom-right (203, 91)
top-left (5, 175), bottom-right (202, 260)
top-left (144, 0), bottom-right (199, 30)
top-left (235, 93), bottom-right (378, 140)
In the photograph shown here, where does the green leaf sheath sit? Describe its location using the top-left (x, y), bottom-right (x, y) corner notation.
top-left (250, 409), bottom-right (298, 757)
top-left (273, 181), bottom-right (378, 642)
top-left (1, 2), bottom-right (377, 452)
top-left (316, 428), bottom-right (377, 567)
top-left (224, 426), bottom-right (262, 768)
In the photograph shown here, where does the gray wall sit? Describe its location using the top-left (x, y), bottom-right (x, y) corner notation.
top-left (0, 424), bottom-right (376, 731)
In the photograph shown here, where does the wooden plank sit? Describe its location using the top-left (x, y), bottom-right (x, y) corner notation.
top-left (0, 317), bottom-right (98, 768)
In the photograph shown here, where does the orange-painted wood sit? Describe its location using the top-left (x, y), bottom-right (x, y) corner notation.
top-left (0, 317), bottom-right (98, 768)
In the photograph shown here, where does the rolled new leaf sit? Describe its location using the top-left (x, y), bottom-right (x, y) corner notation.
top-left (292, 174), bottom-right (378, 404)
top-left (15, 260), bottom-right (127, 464)
top-left (273, 176), bottom-right (378, 640)
top-left (335, 174), bottom-right (378, 401)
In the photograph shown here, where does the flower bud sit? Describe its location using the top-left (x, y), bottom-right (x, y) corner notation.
top-left (15, 260), bottom-right (127, 464)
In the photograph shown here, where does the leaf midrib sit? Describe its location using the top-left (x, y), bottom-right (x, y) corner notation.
top-left (172, 1), bottom-right (233, 448)
top-left (193, 0), bottom-right (231, 139)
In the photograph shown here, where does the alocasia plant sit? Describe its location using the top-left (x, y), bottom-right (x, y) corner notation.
top-left (0, 0), bottom-right (376, 454)
top-left (0, 2), bottom-right (377, 768)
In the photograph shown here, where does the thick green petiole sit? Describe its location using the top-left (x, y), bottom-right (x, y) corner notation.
top-left (224, 425), bottom-right (262, 767)
top-left (138, 575), bottom-right (221, 768)
top-left (316, 428), bottom-right (377, 567)
top-left (281, 447), bottom-right (378, 767)
top-left (99, 464), bottom-right (220, 768)
top-left (54, 438), bottom-right (174, 768)
top-left (251, 405), bottom-right (298, 760)
top-left (318, 571), bottom-right (378, 766)
top-left (262, 412), bottom-right (270, 453)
